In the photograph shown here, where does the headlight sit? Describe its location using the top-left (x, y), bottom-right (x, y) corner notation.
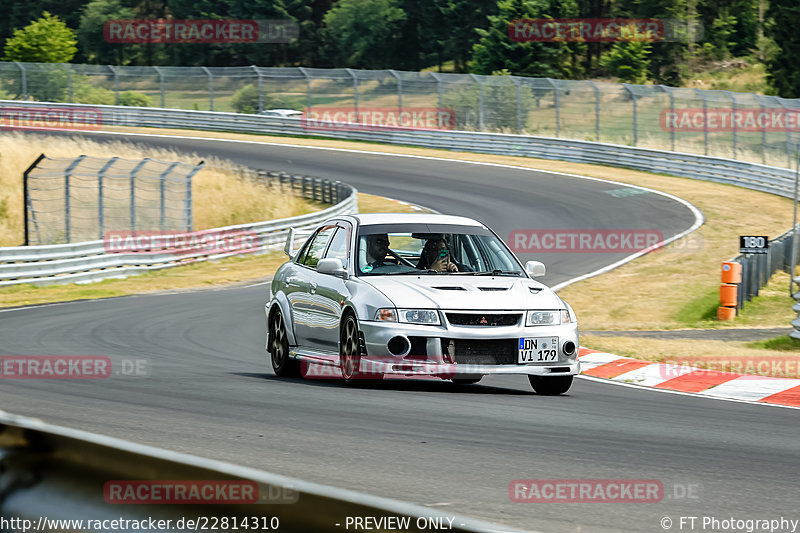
top-left (374, 308), bottom-right (440, 325)
top-left (526, 310), bottom-right (571, 326)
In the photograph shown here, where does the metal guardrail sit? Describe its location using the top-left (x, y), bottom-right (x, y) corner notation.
top-left (0, 171), bottom-right (356, 287)
top-left (728, 227), bottom-right (800, 311)
top-left (0, 410), bottom-right (515, 533)
top-left (1, 100), bottom-right (795, 200)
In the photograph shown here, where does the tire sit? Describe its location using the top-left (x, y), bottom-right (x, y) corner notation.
top-left (452, 377), bottom-right (482, 385)
top-left (529, 375), bottom-right (573, 395)
top-left (269, 309), bottom-right (298, 377)
top-left (340, 313), bottom-right (381, 386)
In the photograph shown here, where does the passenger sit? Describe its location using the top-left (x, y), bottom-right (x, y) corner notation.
top-left (417, 238), bottom-right (458, 272)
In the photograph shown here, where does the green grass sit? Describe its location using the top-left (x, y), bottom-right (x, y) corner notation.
top-left (749, 335), bottom-right (800, 351)
top-left (674, 285), bottom-right (720, 326)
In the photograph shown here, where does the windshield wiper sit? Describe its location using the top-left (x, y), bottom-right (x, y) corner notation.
top-left (455, 269), bottom-right (523, 276)
top-left (385, 269), bottom-right (444, 275)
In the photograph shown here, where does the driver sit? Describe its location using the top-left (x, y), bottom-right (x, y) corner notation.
top-left (365, 233), bottom-right (391, 267)
top-left (417, 238), bottom-right (458, 272)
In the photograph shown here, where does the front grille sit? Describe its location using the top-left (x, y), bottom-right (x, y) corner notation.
top-left (443, 339), bottom-right (518, 365)
top-left (446, 313), bottom-right (521, 327)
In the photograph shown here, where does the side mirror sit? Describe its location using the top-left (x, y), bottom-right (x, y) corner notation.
top-left (525, 260), bottom-right (546, 278)
top-left (284, 227), bottom-right (295, 258)
top-left (317, 258), bottom-right (348, 279)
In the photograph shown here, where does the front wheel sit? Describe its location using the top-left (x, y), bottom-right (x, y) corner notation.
top-left (269, 309), bottom-right (298, 377)
top-left (340, 313), bottom-right (381, 386)
top-left (529, 375), bottom-right (573, 395)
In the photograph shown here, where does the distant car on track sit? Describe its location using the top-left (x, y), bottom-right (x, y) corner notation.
top-left (257, 109), bottom-right (303, 118)
top-left (265, 213), bottom-right (580, 394)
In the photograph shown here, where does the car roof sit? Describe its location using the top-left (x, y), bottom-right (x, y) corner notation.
top-left (345, 213), bottom-right (486, 227)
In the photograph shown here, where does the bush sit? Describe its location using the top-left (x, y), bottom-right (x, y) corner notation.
top-left (232, 84), bottom-right (259, 114)
top-left (118, 91), bottom-right (151, 107)
top-left (72, 84), bottom-right (115, 105)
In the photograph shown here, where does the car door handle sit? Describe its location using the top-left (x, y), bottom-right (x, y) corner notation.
top-left (286, 280), bottom-right (302, 288)
top-left (310, 281), bottom-right (318, 293)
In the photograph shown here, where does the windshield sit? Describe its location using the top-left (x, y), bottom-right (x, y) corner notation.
top-left (356, 226), bottom-right (524, 276)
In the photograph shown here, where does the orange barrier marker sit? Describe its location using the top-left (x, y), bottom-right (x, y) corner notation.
top-left (719, 284), bottom-right (738, 308)
top-left (717, 306), bottom-right (736, 321)
top-left (721, 262), bottom-right (742, 284)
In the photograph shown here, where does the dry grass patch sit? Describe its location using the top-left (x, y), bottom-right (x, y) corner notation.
top-left (581, 335), bottom-right (800, 379)
top-left (0, 132), bottom-right (318, 246)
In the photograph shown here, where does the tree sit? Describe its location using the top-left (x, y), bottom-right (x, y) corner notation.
top-left (765, 0), bottom-right (800, 97)
top-left (470, 0), bottom-right (581, 78)
top-left (600, 42), bottom-right (652, 83)
top-left (76, 0), bottom-right (137, 64)
top-left (2, 12), bottom-right (78, 63)
top-left (323, 0), bottom-right (406, 69)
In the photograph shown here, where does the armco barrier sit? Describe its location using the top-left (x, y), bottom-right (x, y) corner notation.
top-left (0, 169), bottom-right (356, 286)
top-left (0, 410), bottom-right (516, 533)
top-left (2, 100), bottom-right (796, 199)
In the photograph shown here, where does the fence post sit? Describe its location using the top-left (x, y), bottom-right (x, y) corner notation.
top-left (97, 157), bottom-right (119, 240)
top-left (153, 66), bottom-right (165, 108)
top-left (511, 76), bottom-right (522, 134)
top-left (623, 84), bottom-right (637, 146)
top-left (184, 161), bottom-right (204, 232)
top-left (64, 155), bottom-right (86, 244)
top-left (726, 91), bottom-right (737, 159)
top-left (696, 89), bottom-right (709, 156)
top-left (22, 153), bottom-right (45, 246)
top-left (158, 162), bottom-right (180, 231)
top-left (252, 66), bottom-right (263, 113)
top-left (202, 67), bottom-right (214, 111)
top-left (14, 62), bottom-right (27, 99)
top-left (390, 70), bottom-right (402, 112)
top-left (754, 94), bottom-right (767, 164)
top-left (109, 65), bottom-right (120, 106)
top-left (545, 78), bottom-right (560, 138)
top-left (65, 64), bottom-right (73, 103)
top-left (470, 74), bottom-right (484, 131)
top-left (346, 68), bottom-right (359, 122)
top-left (588, 81), bottom-right (600, 141)
top-left (299, 67), bottom-right (312, 112)
top-left (129, 159), bottom-right (149, 234)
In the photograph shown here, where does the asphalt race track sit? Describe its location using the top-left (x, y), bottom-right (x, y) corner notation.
top-left (1, 131), bottom-right (798, 532)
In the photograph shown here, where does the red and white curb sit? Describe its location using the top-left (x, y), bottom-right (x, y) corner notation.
top-left (578, 348), bottom-right (800, 408)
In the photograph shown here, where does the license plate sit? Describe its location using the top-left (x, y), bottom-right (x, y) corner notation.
top-left (518, 337), bottom-right (559, 363)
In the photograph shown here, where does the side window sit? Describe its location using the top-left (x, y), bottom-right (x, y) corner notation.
top-left (301, 227), bottom-right (335, 268)
top-left (324, 227), bottom-right (350, 268)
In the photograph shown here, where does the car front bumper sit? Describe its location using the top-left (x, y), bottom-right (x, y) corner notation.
top-left (357, 316), bottom-right (580, 377)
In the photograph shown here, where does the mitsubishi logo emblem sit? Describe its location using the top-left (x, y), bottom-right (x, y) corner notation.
top-left (480, 316), bottom-right (488, 324)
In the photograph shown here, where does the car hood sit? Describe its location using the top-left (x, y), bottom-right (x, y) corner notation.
top-left (360, 275), bottom-right (563, 310)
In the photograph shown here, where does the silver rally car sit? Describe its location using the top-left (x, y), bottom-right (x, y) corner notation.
top-left (266, 213), bottom-right (580, 394)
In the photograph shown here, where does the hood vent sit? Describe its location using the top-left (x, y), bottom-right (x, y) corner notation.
top-left (433, 286), bottom-right (467, 291)
top-left (478, 286), bottom-right (509, 291)
top-left (529, 287), bottom-right (543, 294)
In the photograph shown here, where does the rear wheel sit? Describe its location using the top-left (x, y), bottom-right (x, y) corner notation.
top-left (340, 313), bottom-right (381, 386)
top-left (529, 375), bottom-right (573, 395)
top-left (269, 309), bottom-right (298, 377)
